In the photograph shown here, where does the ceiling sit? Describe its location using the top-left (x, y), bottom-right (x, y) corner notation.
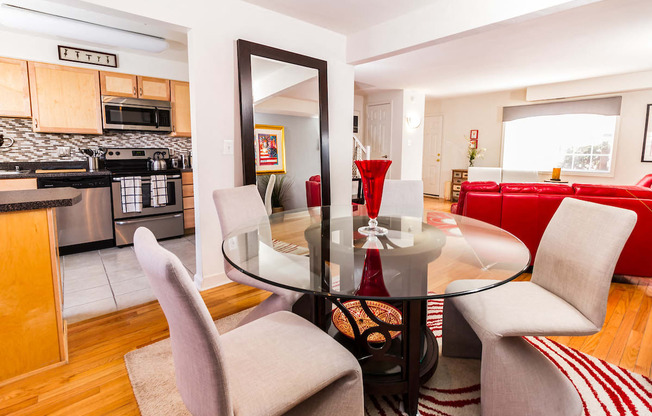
top-left (244, 0), bottom-right (652, 99)
top-left (354, 0), bottom-right (652, 98)
top-left (242, 0), bottom-right (437, 35)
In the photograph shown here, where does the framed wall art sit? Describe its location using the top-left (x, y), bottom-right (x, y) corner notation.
top-left (254, 124), bottom-right (286, 174)
top-left (642, 104), bottom-right (652, 162)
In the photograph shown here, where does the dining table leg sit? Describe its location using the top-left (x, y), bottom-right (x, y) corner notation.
top-left (403, 299), bottom-right (423, 416)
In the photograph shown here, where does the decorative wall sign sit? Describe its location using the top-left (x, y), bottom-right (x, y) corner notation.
top-left (254, 124), bottom-right (286, 174)
top-left (58, 46), bottom-right (117, 68)
top-left (642, 104), bottom-right (652, 162)
top-left (470, 129), bottom-right (479, 149)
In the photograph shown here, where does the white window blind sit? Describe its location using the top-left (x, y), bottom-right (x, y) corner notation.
top-left (502, 97), bottom-right (621, 174)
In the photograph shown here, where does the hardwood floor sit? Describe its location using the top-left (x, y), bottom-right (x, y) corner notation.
top-left (1, 197), bottom-right (649, 415)
top-left (0, 283), bottom-right (271, 416)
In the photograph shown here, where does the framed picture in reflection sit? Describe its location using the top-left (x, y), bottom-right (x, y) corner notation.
top-left (254, 124), bottom-right (286, 174)
top-left (642, 104), bottom-right (652, 162)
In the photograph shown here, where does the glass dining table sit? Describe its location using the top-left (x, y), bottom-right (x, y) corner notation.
top-left (222, 205), bottom-right (530, 416)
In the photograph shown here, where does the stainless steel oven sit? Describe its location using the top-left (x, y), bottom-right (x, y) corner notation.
top-left (106, 147), bottom-right (185, 246)
top-left (110, 174), bottom-right (183, 246)
top-left (102, 96), bottom-right (172, 132)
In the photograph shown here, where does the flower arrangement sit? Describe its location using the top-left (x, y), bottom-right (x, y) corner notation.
top-left (467, 139), bottom-right (486, 167)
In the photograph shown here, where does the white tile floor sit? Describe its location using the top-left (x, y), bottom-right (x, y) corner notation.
top-left (61, 234), bottom-right (196, 323)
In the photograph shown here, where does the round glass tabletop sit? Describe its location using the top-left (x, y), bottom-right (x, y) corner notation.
top-left (221, 206), bottom-right (531, 301)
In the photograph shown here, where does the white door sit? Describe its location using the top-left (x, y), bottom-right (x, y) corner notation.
top-left (366, 103), bottom-right (391, 160)
top-left (422, 115), bottom-right (443, 196)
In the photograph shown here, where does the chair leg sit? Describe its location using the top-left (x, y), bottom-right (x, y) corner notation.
top-left (236, 293), bottom-right (299, 327)
top-left (442, 299), bottom-right (482, 358)
top-left (480, 336), bottom-right (582, 416)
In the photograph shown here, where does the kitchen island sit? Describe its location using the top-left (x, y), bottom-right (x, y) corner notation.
top-left (0, 187), bottom-right (80, 384)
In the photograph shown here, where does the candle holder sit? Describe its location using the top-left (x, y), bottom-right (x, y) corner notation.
top-left (355, 159), bottom-right (392, 236)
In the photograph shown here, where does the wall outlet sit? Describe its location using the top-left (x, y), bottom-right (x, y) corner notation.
top-left (223, 140), bottom-right (234, 155)
top-left (57, 146), bottom-right (70, 157)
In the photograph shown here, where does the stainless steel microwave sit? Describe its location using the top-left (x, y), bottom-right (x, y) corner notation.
top-left (102, 96), bottom-right (172, 132)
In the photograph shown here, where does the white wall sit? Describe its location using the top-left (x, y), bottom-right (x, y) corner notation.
top-left (80, 0), bottom-right (354, 288)
top-left (0, 27), bottom-right (189, 80)
top-left (401, 90), bottom-right (425, 180)
top-left (427, 87), bottom-right (652, 193)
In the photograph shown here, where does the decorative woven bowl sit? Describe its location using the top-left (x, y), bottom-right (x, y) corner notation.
top-left (332, 300), bottom-right (402, 343)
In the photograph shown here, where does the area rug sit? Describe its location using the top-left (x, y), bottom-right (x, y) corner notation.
top-left (125, 300), bottom-right (652, 416)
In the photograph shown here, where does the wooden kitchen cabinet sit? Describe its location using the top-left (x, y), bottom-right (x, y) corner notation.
top-left (0, 178), bottom-right (37, 191)
top-left (0, 57), bottom-right (31, 118)
top-left (0, 208), bottom-right (67, 383)
top-left (137, 76), bottom-right (170, 100)
top-left (100, 71), bottom-right (138, 98)
top-left (182, 171), bottom-right (195, 230)
top-left (170, 80), bottom-right (191, 137)
top-left (28, 62), bottom-right (102, 134)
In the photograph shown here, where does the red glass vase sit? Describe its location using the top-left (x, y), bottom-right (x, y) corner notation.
top-left (355, 159), bottom-right (392, 236)
top-left (354, 248), bottom-right (390, 297)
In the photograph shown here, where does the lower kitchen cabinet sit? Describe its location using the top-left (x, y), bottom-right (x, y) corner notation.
top-left (0, 207), bottom-right (67, 383)
top-left (182, 171), bottom-right (195, 230)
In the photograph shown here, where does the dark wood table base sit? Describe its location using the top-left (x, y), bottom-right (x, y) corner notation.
top-left (294, 295), bottom-right (439, 416)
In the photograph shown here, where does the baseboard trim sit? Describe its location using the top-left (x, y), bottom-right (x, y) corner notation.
top-left (196, 272), bottom-right (229, 291)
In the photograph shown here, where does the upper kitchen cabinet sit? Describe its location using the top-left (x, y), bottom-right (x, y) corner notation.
top-left (0, 57), bottom-right (31, 118)
top-left (100, 71), bottom-right (137, 98)
top-left (170, 80), bottom-right (191, 137)
top-left (28, 62), bottom-right (102, 134)
top-left (137, 76), bottom-right (170, 100)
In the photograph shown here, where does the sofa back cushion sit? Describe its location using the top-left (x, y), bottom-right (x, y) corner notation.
top-left (573, 184), bottom-right (652, 199)
top-left (457, 181), bottom-right (500, 215)
top-left (500, 183), bottom-right (575, 194)
top-left (636, 174), bottom-right (652, 188)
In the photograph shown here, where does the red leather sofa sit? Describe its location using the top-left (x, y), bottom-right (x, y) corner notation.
top-left (451, 176), bottom-right (652, 277)
top-left (305, 175), bottom-right (321, 207)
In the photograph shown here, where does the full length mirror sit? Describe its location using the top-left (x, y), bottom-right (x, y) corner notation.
top-left (237, 40), bottom-right (330, 210)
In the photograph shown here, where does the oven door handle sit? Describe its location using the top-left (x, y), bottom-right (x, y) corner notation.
top-left (113, 175), bottom-right (181, 182)
top-left (115, 213), bottom-right (183, 225)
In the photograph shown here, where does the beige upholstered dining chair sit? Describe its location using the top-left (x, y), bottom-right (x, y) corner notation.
top-left (134, 227), bottom-right (364, 416)
top-left (213, 185), bottom-right (303, 326)
top-left (378, 179), bottom-right (424, 219)
top-left (264, 174), bottom-right (276, 216)
top-left (442, 198), bottom-right (637, 416)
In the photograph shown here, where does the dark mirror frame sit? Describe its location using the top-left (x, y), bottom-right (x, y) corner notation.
top-left (237, 39), bottom-right (331, 205)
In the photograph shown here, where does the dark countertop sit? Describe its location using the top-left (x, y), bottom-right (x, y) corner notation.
top-left (0, 162), bottom-right (111, 179)
top-left (0, 170), bottom-right (111, 179)
top-left (0, 188), bottom-right (82, 213)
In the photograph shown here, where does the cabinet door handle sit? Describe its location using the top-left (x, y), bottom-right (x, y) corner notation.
top-left (139, 88), bottom-right (143, 96)
top-left (172, 124), bottom-right (176, 133)
top-left (133, 86), bottom-right (137, 96)
top-left (34, 118), bottom-right (38, 128)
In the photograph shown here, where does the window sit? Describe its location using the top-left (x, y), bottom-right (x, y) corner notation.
top-left (501, 97), bottom-right (621, 174)
top-left (502, 114), bottom-right (618, 173)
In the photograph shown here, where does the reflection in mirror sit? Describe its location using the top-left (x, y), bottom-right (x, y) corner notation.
top-left (251, 56), bottom-right (321, 212)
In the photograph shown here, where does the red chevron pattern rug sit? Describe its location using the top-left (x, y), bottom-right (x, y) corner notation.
top-left (364, 299), bottom-right (652, 416)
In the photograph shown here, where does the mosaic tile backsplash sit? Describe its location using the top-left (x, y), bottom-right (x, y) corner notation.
top-left (0, 118), bottom-right (192, 163)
